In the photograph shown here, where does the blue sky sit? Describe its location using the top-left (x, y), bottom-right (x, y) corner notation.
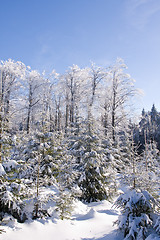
top-left (1, 0), bottom-right (160, 113)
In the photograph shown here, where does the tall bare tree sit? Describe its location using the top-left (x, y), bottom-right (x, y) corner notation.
top-left (108, 58), bottom-right (137, 143)
top-left (25, 70), bottom-right (42, 134)
top-left (63, 65), bottom-right (88, 129)
top-left (0, 59), bottom-right (26, 162)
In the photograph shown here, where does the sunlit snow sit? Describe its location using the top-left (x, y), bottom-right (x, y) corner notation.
top-left (1, 199), bottom-right (121, 240)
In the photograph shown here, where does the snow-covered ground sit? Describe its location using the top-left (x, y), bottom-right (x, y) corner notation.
top-left (1, 181), bottom-right (160, 240)
top-left (0, 199), bottom-right (122, 240)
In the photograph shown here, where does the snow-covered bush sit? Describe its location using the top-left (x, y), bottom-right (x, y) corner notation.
top-left (154, 216), bottom-right (160, 235)
top-left (0, 181), bottom-right (27, 223)
top-left (0, 164), bottom-right (6, 177)
top-left (114, 189), bottom-right (155, 240)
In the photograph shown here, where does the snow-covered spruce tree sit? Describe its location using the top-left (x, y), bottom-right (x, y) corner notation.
top-left (115, 123), bottom-right (144, 190)
top-left (114, 189), bottom-right (156, 240)
top-left (56, 174), bottom-right (75, 220)
top-left (18, 130), bottom-right (59, 185)
top-left (5, 130), bottom-right (57, 220)
top-left (123, 139), bottom-right (160, 200)
top-left (122, 138), bottom-right (159, 198)
top-left (55, 131), bottom-right (80, 220)
top-left (0, 136), bottom-right (29, 223)
top-left (22, 131), bottom-right (59, 219)
top-left (68, 118), bottom-right (116, 203)
top-left (135, 141), bottom-right (160, 198)
top-left (20, 129), bottom-right (75, 220)
top-left (100, 137), bottom-right (118, 197)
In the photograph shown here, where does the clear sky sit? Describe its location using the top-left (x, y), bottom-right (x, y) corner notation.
top-left (0, 0), bottom-right (160, 113)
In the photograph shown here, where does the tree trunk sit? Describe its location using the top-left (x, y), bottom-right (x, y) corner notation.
top-left (112, 100), bottom-right (116, 142)
top-left (0, 71), bottom-right (3, 163)
top-left (55, 103), bottom-right (58, 131)
top-left (0, 106), bottom-right (2, 163)
top-left (103, 100), bottom-right (109, 136)
top-left (4, 88), bottom-right (11, 131)
top-left (49, 105), bottom-right (53, 132)
top-left (58, 107), bottom-right (61, 132)
top-left (34, 154), bottom-right (40, 219)
top-left (70, 96), bottom-right (74, 125)
top-left (70, 77), bottom-right (74, 126)
top-left (65, 103), bottom-right (69, 132)
top-left (26, 83), bottom-right (33, 134)
top-left (26, 107), bottom-right (31, 134)
top-left (112, 72), bottom-right (116, 143)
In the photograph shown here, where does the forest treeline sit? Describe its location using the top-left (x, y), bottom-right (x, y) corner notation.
top-left (0, 58), bottom-right (159, 152)
top-left (0, 58), bottom-right (137, 140)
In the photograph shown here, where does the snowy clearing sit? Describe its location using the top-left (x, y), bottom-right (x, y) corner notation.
top-left (1, 200), bottom-right (122, 240)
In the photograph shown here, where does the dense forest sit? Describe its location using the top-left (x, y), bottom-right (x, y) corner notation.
top-left (0, 58), bottom-right (160, 239)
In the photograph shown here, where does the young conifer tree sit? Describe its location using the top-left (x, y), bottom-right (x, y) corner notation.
top-left (67, 116), bottom-right (116, 203)
top-left (114, 189), bottom-right (155, 240)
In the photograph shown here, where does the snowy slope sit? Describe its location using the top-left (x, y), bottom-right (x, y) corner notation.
top-left (0, 200), bottom-right (122, 240)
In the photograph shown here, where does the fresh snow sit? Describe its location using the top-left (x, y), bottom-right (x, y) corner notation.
top-left (3, 160), bottom-right (18, 171)
top-left (0, 200), bottom-right (122, 240)
top-left (0, 164), bottom-right (6, 176)
top-left (146, 234), bottom-right (160, 240)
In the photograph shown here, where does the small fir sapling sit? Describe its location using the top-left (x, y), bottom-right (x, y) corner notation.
top-left (32, 150), bottom-right (51, 219)
top-left (55, 188), bottom-right (74, 220)
top-left (55, 142), bottom-right (81, 220)
top-left (55, 147), bottom-right (78, 220)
